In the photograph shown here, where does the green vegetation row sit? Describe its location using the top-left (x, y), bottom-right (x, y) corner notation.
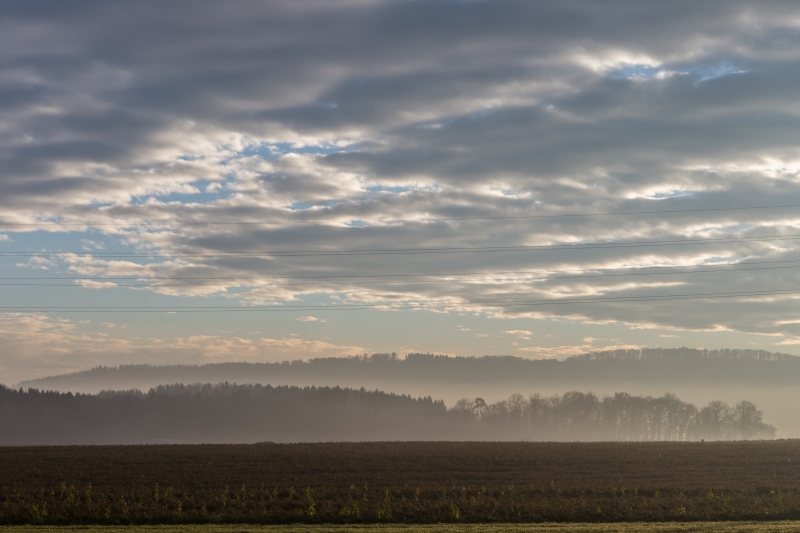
top-left (3, 441), bottom-right (800, 524)
top-left (5, 481), bottom-right (800, 524)
top-left (0, 384), bottom-right (775, 444)
top-left (7, 522), bottom-right (800, 532)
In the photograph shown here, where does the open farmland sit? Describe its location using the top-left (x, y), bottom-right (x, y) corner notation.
top-left (3, 442), bottom-right (800, 524)
top-left (5, 524), bottom-right (800, 532)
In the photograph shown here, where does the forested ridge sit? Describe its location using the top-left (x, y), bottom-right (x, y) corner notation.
top-left (18, 348), bottom-right (800, 395)
top-left (567, 347), bottom-right (797, 361)
top-left (0, 383), bottom-right (775, 444)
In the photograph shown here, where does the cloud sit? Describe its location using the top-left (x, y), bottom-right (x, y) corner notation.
top-left (77, 280), bottom-right (119, 289)
top-left (0, 313), bottom-right (362, 385)
top-left (518, 343), bottom-right (643, 358)
top-left (165, 335), bottom-right (359, 360)
top-left (0, 314), bottom-right (137, 384)
top-left (297, 316), bottom-right (325, 322)
top-left (4, 1), bottom-right (800, 376)
top-left (504, 330), bottom-right (533, 340)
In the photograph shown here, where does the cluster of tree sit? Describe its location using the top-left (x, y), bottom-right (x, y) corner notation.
top-left (332, 348), bottom-right (799, 363)
top-left (0, 383), bottom-right (775, 444)
top-left (449, 392), bottom-right (776, 441)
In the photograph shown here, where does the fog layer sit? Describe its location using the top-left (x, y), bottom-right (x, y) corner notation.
top-left (15, 348), bottom-right (799, 438)
top-left (0, 382), bottom-right (773, 445)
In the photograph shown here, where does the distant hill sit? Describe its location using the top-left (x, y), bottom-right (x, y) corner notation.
top-left (17, 347), bottom-right (800, 395)
top-left (14, 347), bottom-right (800, 438)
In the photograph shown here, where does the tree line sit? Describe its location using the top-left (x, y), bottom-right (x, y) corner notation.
top-left (566, 347), bottom-right (797, 362)
top-left (0, 383), bottom-right (446, 445)
top-left (19, 347), bottom-right (800, 396)
top-left (450, 392), bottom-right (776, 441)
top-left (0, 383), bottom-right (775, 444)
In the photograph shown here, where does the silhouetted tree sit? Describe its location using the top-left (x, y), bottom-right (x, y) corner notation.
top-left (0, 384), bottom-right (777, 444)
top-left (733, 400), bottom-right (774, 439)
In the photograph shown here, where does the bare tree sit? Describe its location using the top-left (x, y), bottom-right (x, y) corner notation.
top-left (694, 400), bottom-right (732, 440)
top-left (733, 400), bottom-right (763, 439)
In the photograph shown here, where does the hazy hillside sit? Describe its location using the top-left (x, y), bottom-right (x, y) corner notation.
top-left (18, 348), bottom-right (800, 393)
top-left (15, 348), bottom-right (800, 438)
top-left (0, 383), bottom-right (774, 444)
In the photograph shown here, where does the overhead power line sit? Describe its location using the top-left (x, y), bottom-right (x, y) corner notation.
top-left (3, 233), bottom-right (800, 258)
top-left (3, 260), bottom-right (800, 287)
top-left (2, 202), bottom-right (800, 227)
top-left (3, 286), bottom-right (800, 312)
top-left (2, 258), bottom-right (800, 282)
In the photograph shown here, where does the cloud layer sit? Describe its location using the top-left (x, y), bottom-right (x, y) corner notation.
top-left (4, 1), bottom-right (800, 376)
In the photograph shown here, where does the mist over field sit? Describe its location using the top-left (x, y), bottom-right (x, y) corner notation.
top-left (3, 2), bottom-right (800, 451)
top-left (0, 382), bottom-right (775, 445)
top-left (9, 347), bottom-right (792, 441)
top-left (8, 2), bottom-right (800, 527)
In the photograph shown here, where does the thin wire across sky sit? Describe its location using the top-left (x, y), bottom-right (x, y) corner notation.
top-left (2, 232), bottom-right (800, 257)
top-left (2, 201), bottom-right (800, 226)
top-left (2, 285), bottom-right (800, 312)
top-left (2, 202), bottom-right (799, 312)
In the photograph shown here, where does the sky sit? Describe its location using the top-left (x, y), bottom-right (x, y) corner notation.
top-left (5, 0), bottom-right (800, 383)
